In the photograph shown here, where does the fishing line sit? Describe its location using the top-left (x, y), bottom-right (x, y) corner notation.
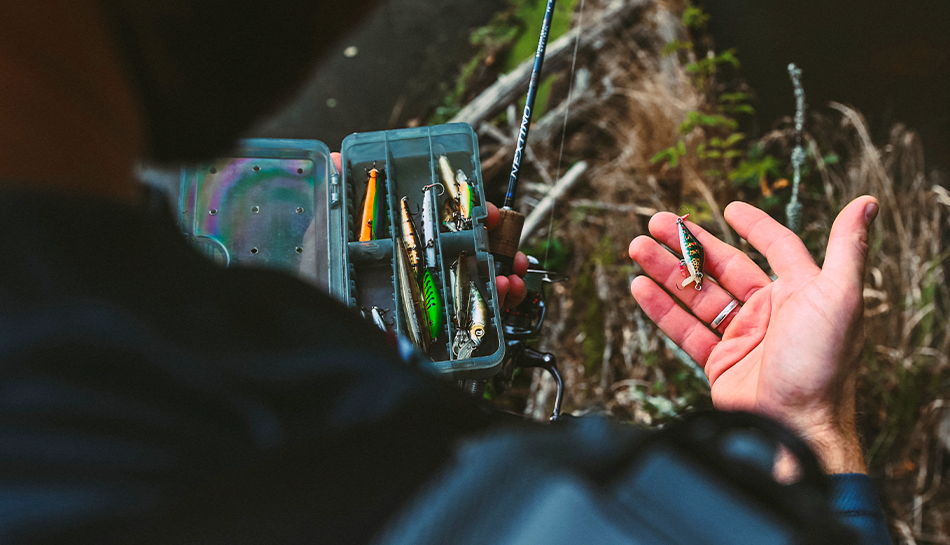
top-left (543, 0), bottom-right (586, 270)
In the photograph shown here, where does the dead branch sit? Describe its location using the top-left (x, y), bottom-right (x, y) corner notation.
top-left (450, 0), bottom-right (649, 128)
top-left (521, 161), bottom-right (589, 243)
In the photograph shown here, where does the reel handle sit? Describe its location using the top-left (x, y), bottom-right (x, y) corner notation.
top-left (489, 207), bottom-right (525, 277)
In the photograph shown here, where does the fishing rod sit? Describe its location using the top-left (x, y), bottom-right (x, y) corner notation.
top-left (489, 0), bottom-right (557, 277)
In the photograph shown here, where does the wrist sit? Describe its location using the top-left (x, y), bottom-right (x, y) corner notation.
top-left (799, 423), bottom-right (868, 475)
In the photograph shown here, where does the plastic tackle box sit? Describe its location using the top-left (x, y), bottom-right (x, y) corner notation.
top-left (178, 123), bottom-right (504, 380)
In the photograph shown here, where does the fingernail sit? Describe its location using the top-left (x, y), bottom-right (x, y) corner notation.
top-left (864, 201), bottom-right (879, 224)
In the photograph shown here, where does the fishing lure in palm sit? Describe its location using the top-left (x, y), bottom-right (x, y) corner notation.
top-left (420, 268), bottom-right (444, 339)
top-left (357, 166), bottom-right (385, 241)
top-left (395, 238), bottom-right (431, 351)
top-left (421, 184), bottom-right (440, 267)
top-left (676, 212), bottom-right (705, 290)
top-left (399, 197), bottom-right (425, 275)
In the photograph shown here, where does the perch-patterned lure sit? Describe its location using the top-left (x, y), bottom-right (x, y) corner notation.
top-left (676, 213), bottom-right (705, 290)
top-left (399, 197), bottom-right (425, 275)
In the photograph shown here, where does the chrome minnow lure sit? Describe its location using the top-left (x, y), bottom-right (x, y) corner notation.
top-left (396, 238), bottom-right (431, 351)
top-left (371, 306), bottom-right (388, 332)
top-left (441, 199), bottom-right (460, 232)
top-left (420, 268), bottom-right (444, 339)
top-left (676, 213), bottom-right (705, 290)
top-left (399, 197), bottom-right (425, 275)
top-left (438, 155), bottom-right (460, 201)
top-left (421, 184), bottom-right (440, 267)
top-left (452, 254), bottom-right (470, 329)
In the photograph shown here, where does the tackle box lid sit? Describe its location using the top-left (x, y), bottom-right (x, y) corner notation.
top-left (178, 138), bottom-right (346, 300)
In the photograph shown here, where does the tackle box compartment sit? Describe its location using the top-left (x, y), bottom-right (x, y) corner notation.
top-left (178, 124), bottom-right (505, 380)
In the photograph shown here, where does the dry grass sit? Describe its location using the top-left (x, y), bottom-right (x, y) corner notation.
top-left (476, 0), bottom-right (950, 540)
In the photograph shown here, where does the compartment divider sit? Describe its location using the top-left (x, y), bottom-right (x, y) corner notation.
top-left (382, 132), bottom-right (407, 340)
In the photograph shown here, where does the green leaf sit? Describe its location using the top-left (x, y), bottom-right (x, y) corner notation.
top-left (696, 143), bottom-right (706, 157)
top-left (698, 114), bottom-right (738, 129)
top-left (724, 150), bottom-right (743, 159)
top-left (650, 146), bottom-right (684, 169)
top-left (676, 140), bottom-right (687, 155)
top-left (823, 153), bottom-right (840, 165)
top-left (649, 148), bottom-right (674, 164)
top-left (663, 40), bottom-right (693, 56)
top-left (709, 137), bottom-right (723, 148)
top-left (682, 6), bottom-right (710, 29)
top-left (728, 154), bottom-right (782, 184)
top-left (704, 150), bottom-right (722, 159)
top-left (715, 49), bottom-right (741, 68)
top-left (719, 92), bottom-right (751, 103)
top-left (704, 169), bottom-right (723, 178)
top-left (730, 104), bottom-right (756, 115)
top-left (723, 133), bottom-right (745, 147)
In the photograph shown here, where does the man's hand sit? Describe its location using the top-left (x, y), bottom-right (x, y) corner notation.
top-left (485, 202), bottom-right (528, 309)
top-left (628, 196), bottom-right (879, 474)
top-left (331, 153), bottom-right (528, 310)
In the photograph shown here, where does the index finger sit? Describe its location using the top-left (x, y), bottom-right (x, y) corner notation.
top-left (723, 202), bottom-right (819, 278)
top-left (485, 202), bottom-right (500, 231)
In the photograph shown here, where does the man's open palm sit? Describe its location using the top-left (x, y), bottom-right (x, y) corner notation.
top-left (628, 196), bottom-right (878, 471)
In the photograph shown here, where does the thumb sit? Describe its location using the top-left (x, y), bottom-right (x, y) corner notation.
top-left (821, 196), bottom-right (878, 289)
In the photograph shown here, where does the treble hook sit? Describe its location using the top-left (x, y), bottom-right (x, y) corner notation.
top-left (422, 182), bottom-right (445, 196)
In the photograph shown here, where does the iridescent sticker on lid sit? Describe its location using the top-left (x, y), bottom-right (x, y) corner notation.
top-left (190, 157), bottom-right (316, 277)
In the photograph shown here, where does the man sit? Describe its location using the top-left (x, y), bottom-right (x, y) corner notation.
top-left (1, 1), bottom-right (888, 543)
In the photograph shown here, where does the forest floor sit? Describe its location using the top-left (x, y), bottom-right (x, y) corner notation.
top-left (447, 0), bottom-right (950, 541)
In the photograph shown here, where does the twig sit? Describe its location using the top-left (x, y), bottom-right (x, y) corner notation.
top-left (658, 330), bottom-right (708, 387)
top-left (520, 161), bottom-right (589, 243)
top-left (571, 199), bottom-right (657, 216)
top-left (450, 0), bottom-right (648, 127)
top-left (806, 135), bottom-right (836, 209)
top-left (480, 120), bottom-right (556, 187)
top-left (830, 101), bottom-right (908, 245)
top-left (786, 64), bottom-right (806, 233)
top-left (594, 262), bottom-right (616, 394)
top-left (685, 164), bottom-right (735, 246)
top-left (478, 121), bottom-right (511, 145)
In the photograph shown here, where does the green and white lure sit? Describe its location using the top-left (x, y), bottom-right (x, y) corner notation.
top-left (676, 213), bottom-right (705, 290)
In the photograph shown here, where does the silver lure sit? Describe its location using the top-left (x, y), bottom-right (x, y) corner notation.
top-left (422, 184), bottom-right (439, 267)
top-left (467, 280), bottom-right (488, 346)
